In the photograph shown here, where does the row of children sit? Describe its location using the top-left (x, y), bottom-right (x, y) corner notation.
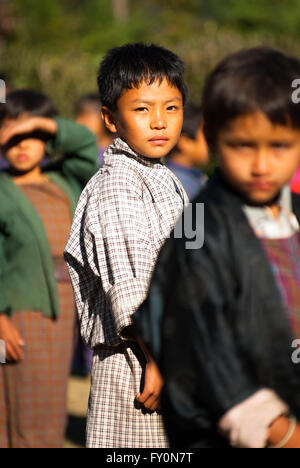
top-left (2, 40), bottom-right (300, 449)
top-left (65, 43), bottom-right (300, 449)
top-left (0, 80), bottom-right (209, 196)
top-left (0, 49), bottom-right (209, 448)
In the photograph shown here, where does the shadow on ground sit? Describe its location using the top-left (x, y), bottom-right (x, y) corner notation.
top-left (66, 414), bottom-right (86, 448)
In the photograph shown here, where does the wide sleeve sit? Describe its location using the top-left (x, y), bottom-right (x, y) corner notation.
top-left (0, 231), bottom-right (11, 315)
top-left (49, 117), bottom-right (98, 189)
top-left (92, 170), bottom-right (158, 338)
top-left (134, 224), bottom-right (261, 446)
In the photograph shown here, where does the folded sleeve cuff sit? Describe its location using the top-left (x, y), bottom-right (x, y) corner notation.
top-left (106, 278), bottom-right (150, 338)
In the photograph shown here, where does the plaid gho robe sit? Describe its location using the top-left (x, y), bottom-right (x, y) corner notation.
top-left (65, 138), bottom-right (188, 447)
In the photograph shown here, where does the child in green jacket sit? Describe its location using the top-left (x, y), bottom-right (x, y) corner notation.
top-left (0, 89), bottom-right (98, 448)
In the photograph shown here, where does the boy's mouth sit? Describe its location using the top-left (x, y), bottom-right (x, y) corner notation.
top-left (248, 181), bottom-right (275, 191)
top-left (149, 136), bottom-right (169, 146)
top-left (16, 154), bottom-right (30, 163)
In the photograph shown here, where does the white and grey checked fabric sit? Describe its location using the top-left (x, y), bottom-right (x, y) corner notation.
top-left (65, 138), bottom-right (188, 348)
top-left (87, 343), bottom-right (169, 448)
top-left (64, 138), bottom-right (188, 447)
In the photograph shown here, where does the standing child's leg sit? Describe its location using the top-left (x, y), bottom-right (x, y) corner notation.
top-left (2, 305), bottom-right (74, 448)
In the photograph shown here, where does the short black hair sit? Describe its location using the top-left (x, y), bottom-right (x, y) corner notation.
top-left (202, 47), bottom-right (300, 151)
top-left (97, 43), bottom-right (187, 111)
top-left (0, 89), bottom-right (58, 125)
top-left (75, 93), bottom-right (101, 115)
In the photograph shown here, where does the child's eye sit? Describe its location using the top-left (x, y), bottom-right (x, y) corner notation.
top-left (271, 142), bottom-right (291, 150)
top-left (134, 107), bottom-right (148, 112)
top-left (167, 106), bottom-right (178, 111)
top-left (228, 142), bottom-right (254, 149)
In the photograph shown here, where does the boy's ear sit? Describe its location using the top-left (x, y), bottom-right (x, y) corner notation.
top-left (101, 107), bottom-right (117, 134)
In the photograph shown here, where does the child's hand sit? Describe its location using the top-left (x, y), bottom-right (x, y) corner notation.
top-left (136, 359), bottom-right (164, 412)
top-left (0, 117), bottom-right (57, 146)
top-left (218, 389), bottom-right (289, 448)
top-left (0, 315), bottom-right (25, 362)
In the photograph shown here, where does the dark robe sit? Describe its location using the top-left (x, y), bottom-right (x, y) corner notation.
top-left (133, 169), bottom-right (300, 448)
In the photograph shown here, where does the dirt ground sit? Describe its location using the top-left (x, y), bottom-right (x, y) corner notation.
top-left (64, 375), bottom-right (91, 448)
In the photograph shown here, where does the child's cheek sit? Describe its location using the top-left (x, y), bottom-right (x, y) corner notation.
top-left (3, 148), bottom-right (16, 164)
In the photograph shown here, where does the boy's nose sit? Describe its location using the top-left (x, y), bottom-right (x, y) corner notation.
top-left (150, 110), bottom-right (167, 130)
top-left (18, 139), bottom-right (29, 148)
top-left (252, 151), bottom-right (270, 175)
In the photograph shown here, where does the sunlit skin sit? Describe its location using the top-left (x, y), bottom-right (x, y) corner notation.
top-left (217, 111), bottom-right (300, 217)
top-left (101, 78), bottom-right (184, 159)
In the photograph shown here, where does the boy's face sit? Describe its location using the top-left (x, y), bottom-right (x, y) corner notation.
top-left (102, 78), bottom-right (183, 158)
top-left (2, 116), bottom-right (46, 173)
top-left (217, 111), bottom-right (300, 205)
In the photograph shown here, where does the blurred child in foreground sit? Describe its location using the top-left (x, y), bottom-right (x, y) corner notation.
top-left (135, 47), bottom-right (300, 448)
top-left (166, 102), bottom-right (208, 199)
top-left (0, 89), bottom-right (98, 448)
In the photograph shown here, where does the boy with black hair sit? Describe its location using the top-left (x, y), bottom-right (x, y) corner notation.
top-left (166, 102), bottom-right (208, 199)
top-left (134, 47), bottom-right (300, 448)
top-left (65, 43), bottom-right (189, 447)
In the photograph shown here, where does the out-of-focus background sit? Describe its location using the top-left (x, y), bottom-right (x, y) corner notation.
top-left (2, 0), bottom-right (300, 115)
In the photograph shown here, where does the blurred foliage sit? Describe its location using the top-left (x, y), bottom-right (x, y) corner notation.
top-left (1, 0), bottom-right (300, 117)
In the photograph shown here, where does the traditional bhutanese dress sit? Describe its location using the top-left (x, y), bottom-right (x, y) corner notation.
top-left (133, 171), bottom-right (300, 448)
top-left (65, 138), bottom-right (189, 448)
top-left (243, 186), bottom-right (300, 339)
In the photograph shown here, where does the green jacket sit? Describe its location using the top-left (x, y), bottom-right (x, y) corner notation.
top-left (0, 117), bottom-right (98, 318)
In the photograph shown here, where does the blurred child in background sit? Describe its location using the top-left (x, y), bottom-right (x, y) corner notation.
top-left (75, 93), bottom-right (115, 166)
top-left (0, 89), bottom-right (98, 448)
top-left (165, 102), bottom-right (209, 200)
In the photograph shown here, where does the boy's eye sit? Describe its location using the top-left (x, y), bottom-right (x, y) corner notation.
top-left (167, 105), bottom-right (178, 111)
top-left (271, 142), bottom-right (291, 150)
top-left (228, 142), bottom-right (254, 149)
top-left (134, 107), bottom-right (148, 112)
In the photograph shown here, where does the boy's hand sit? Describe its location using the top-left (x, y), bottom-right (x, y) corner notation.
top-left (0, 315), bottom-right (25, 362)
top-left (122, 326), bottom-right (164, 412)
top-left (136, 358), bottom-right (164, 412)
top-left (0, 117), bottom-right (57, 146)
top-left (218, 389), bottom-right (289, 448)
